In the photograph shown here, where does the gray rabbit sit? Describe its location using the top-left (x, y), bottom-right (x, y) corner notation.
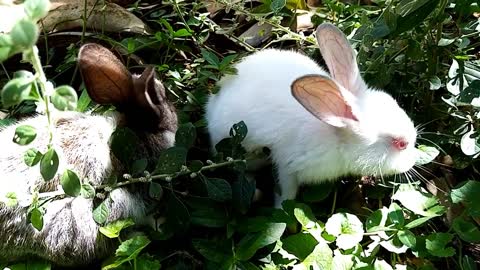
top-left (0, 43), bottom-right (178, 266)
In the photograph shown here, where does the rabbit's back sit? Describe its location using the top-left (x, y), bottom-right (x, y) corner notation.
top-left (0, 111), bottom-right (118, 200)
top-left (206, 49), bottom-right (327, 151)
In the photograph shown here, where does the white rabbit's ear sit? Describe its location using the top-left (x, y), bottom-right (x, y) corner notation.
top-left (78, 43), bottom-right (133, 105)
top-left (316, 23), bottom-right (365, 94)
top-left (291, 75), bottom-right (358, 128)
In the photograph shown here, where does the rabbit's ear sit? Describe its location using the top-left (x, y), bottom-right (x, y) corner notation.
top-left (132, 66), bottom-right (163, 118)
top-left (78, 43), bottom-right (133, 105)
top-left (291, 74), bottom-right (358, 128)
top-left (316, 23), bottom-right (366, 95)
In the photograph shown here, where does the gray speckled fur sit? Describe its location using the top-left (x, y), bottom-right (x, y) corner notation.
top-left (0, 44), bottom-right (177, 266)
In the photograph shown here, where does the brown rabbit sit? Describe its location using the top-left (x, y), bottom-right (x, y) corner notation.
top-left (0, 43), bottom-right (177, 266)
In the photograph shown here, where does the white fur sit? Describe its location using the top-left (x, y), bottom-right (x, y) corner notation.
top-left (206, 47), bottom-right (417, 207)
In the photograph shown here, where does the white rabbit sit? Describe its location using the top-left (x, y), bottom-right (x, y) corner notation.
top-left (0, 43), bottom-right (177, 266)
top-left (206, 23), bottom-right (417, 207)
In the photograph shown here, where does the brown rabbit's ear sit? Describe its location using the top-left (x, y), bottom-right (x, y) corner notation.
top-left (78, 43), bottom-right (133, 105)
top-left (132, 66), bottom-right (164, 118)
top-left (291, 74), bottom-right (358, 128)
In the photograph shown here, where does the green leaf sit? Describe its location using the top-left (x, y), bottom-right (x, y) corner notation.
top-left (154, 146), bottom-right (187, 174)
top-left (235, 222), bottom-right (286, 260)
top-left (30, 207), bottom-right (44, 231)
top-left (201, 49), bottom-right (220, 66)
top-left (99, 218), bottom-right (135, 238)
top-left (450, 180), bottom-right (480, 216)
top-left (131, 158), bottom-right (148, 175)
top-left (232, 174), bottom-right (256, 214)
top-left (102, 235), bottom-right (151, 269)
top-left (76, 89), bottom-right (91, 112)
top-left (175, 122), bottom-right (196, 149)
top-left (205, 177), bottom-right (232, 202)
top-left (1, 77), bottom-right (34, 107)
top-left (5, 192), bottom-right (18, 207)
top-left (10, 19), bottom-right (39, 48)
top-left (81, 183), bottom-right (96, 199)
top-left (325, 213), bottom-right (364, 250)
top-left (391, 0), bottom-right (440, 36)
top-left (51, 85), bottom-right (78, 111)
top-left (301, 182), bottom-right (334, 202)
top-left (397, 230), bottom-right (416, 248)
top-left (388, 203), bottom-right (405, 228)
top-left (282, 233), bottom-right (318, 260)
top-left (415, 145), bottom-right (440, 165)
top-left (148, 182), bottom-right (163, 200)
top-left (301, 242), bottom-right (333, 270)
top-left (13, 125), bottom-right (37, 145)
top-left (7, 259), bottom-right (51, 270)
top-left (40, 148), bottom-right (59, 181)
top-left (452, 217), bottom-right (480, 243)
top-left (230, 121), bottom-right (248, 145)
top-left (405, 216), bottom-right (436, 229)
top-left (93, 201), bottom-right (109, 224)
top-left (293, 203), bottom-right (317, 229)
top-left (174, 29), bottom-right (192, 37)
top-left (110, 127), bottom-right (140, 165)
top-left (136, 254), bottom-right (161, 270)
top-left (392, 184), bottom-right (444, 217)
top-left (60, 170), bottom-right (81, 196)
top-left (373, 259), bottom-right (393, 270)
top-left (24, 148), bottom-right (42, 166)
top-left (425, 232), bottom-right (455, 257)
top-left (458, 80), bottom-right (480, 104)
top-left (24, 0), bottom-right (51, 21)
top-left (396, 0), bottom-right (432, 16)
top-left (192, 238), bottom-right (233, 263)
top-left (165, 194), bottom-right (190, 232)
top-left (189, 201), bottom-right (229, 228)
top-left (270, 0), bottom-right (286, 12)
top-left (461, 255), bottom-right (478, 270)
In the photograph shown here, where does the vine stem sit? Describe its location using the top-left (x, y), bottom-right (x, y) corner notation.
top-left (97, 159), bottom-right (245, 190)
top-left (30, 45), bottom-right (53, 146)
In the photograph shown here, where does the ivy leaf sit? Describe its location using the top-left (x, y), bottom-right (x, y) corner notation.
top-left (235, 222), bottom-right (286, 260)
top-left (24, 148), bottom-right (42, 166)
top-left (81, 183), bottom-right (96, 199)
top-left (40, 148), bottom-right (59, 181)
top-left (24, 0), bottom-right (51, 21)
top-left (60, 170), bottom-right (81, 197)
top-left (425, 232), bottom-right (455, 257)
top-left (51, 85), bottom-right (78, 111)
top-left (204, 177), bottom-right (232, 202)
top-left (452, 217), bottom-right (480, 243)
top-left (13, 125), bottom-right (37, 145)
top-left (201, 49), bottom-right (220, 66)
top-left (301, 242), bottom-right (333, 270)
top-left (397, 230), bottom-right (417, 248)
top-left (175, 122), bottom-right (196, 149)
top-left (415, 145), bottom-right (440, 165)
top-left (232, 173), bottom-right (256, 214)
top-left (282, 233), bottom-right (318, 260)
top-left (192, 238), bottom-right (233, 263)
top-left (293, 203), bottom-right (317, 229)
top-left (30, 207), bottom-right (44, 231)
top-left (110, 128), bottom-right (139, 165)
top-left (93, 201), bottom-right (109, 224)
top-left (10, 19), bottom-right (39, 48)
top-left (392, 184), bottom-right (445, 217)
top-left (99, 218), bottom-right (135, 238)
top-left (325, 213), bottom-right (364, 250)
top-left (1, 77), bottom-right (34, 108)
top-left (270, 0), bottom-right (286, 13)
top-left (450, 180), bottom-right (480, 216)
top-left (102, 235), bottom-right (152, 270)
top-left (148, 182), bottom-right (163, 200)
top-left (154, 146), bottom-right (187, 174)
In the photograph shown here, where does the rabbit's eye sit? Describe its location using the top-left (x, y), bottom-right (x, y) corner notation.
top-left (391, 138), bottom-right (408, 151)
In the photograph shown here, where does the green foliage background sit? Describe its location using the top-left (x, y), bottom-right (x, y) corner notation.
top-left (1, 0), bottom-right (480, 269)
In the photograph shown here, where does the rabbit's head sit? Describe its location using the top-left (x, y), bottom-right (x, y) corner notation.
top-left (291, 23), bottom-right (417, 177)
top-left (78, 43), bottom-right (177, 158)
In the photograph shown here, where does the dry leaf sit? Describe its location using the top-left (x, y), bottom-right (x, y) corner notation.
top-left (41, 0), bottom-right (149, 34)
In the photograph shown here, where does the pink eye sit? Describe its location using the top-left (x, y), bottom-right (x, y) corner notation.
top-left (391, 138), bottom-right (408, 150)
